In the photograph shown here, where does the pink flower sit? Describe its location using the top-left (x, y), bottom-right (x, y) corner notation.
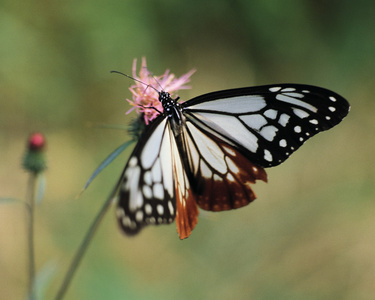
top-left (126, 57), bottom-right (195, 125)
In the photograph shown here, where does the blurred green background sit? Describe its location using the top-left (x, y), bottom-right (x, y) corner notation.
top-left (1, 0), bottom-right (375, 299)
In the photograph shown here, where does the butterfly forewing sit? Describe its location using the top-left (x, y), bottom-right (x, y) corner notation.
top-left (116, 117), bottom-right (199, 239)
top-left (183, 84), bottom-right (350, 167)
top-left (116, 117), bottom-right (176, 235)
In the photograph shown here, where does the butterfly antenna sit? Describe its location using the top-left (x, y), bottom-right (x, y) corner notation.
top-left (141, 67), bottom-right (165, 92)
top-left (110, 70), bottom-right (160, 94)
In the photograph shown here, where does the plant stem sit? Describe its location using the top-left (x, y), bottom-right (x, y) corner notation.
top-left (55, 189), bottom-right (116, 300)
top-left (27, 174), bottom-right (37, 300)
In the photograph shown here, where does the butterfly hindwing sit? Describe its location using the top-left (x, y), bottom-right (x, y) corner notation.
top-left (183, 84), bottom-right (350, 167)
top-left (180, 120), bottom-right (268, 212)
top-left (170, 126), bottom-right (199, 238)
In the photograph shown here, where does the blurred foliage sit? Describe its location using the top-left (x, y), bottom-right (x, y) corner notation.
top-left (1, 0), bottom-right (375, 299)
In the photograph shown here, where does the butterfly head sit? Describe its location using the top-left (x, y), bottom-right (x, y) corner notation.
top-left (159, 91), bottom-right (171, 103)
top-left (159, 91), bottom-right (173, 116)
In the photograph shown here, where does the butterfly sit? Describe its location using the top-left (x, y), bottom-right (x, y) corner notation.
top-left (115, 83), bottom-right (350, 239)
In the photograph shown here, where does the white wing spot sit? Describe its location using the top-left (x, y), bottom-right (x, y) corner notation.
top-left (143, 185), bottom-right (153, 199)
top-left (329, 106), bottom-right (336, 112)
top-left (144, 171), bottom-right (152, 186)
top-left (299, 137), bottom-right (304, 142)
top-left (276, 94), bottom-right (318, 112)
top-left (135, 210), bottom-right (144, 222)
top-left (157, 204), bottom-right (164, 215)
top-left (223, 145), bottom-right (236, 156)
top-left (269, 87), bottom-right (281, 92)
top-left (283, 92), bottom-right (304, 98)
top-left (264, 109), bottom-right (278, 119)
top-left (200, 160), bottom-right (212, 179)
top-left (326, 116), bottom-right (331, 120)
top-left (294, 126), bottom-right (302, 133)
top-left (240, 114), bottom-right (267, 130)
top-left (260, 125), bottom-right (278, 141)
top-left (281, 87), bottom-right (296, 92)
top-left (309, 119), bottom-right (319, 125)
top-left (293, 108), bottom-right (310, 119)
top-left (279, 139), bottom-right (287, 147)
top-left (145, 203), bottom-right (152, 215)
top-left (213, 174), bottom-right (223, 182)
top-left (329, 96), bottom-right (337, 102)
top-left (279, 113), bottom-right (290, 127)
top-left (153, 183), bottom-right (164, 200)
top-left (122, 216), bottom-right (131, 227)
top-left (168, 201), bottom-right (174, 215)
top-left (302, 90), bottom-right (310, 93)
top-left (128, 157), bottom-right (138, 167)
top-left (264, 149), bottom-right (273, 162)
top-left (225, 157), bottom-right (239, 173)
top-left (226, 173), bottom-right (235, 182)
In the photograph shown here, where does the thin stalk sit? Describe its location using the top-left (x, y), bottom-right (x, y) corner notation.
top-left (55, 188), bottom-right (117, 300)
top-left (26, 174), bottom-right (37, 300)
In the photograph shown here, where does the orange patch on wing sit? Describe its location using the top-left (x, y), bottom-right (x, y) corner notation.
top-left (171, 134), bottom-right (199, 239)
top-left (195, 141), bottom-right (267, 212)
top-left (175, 186), bottom-right (199, 239)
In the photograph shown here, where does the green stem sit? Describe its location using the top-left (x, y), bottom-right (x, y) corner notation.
top-left (27, 174), bottom-right (37, 300)
top-left (55, 188), bottom-right (117, 300)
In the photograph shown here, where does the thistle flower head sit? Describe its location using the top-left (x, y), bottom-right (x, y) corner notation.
top-left (126, 57), bottom-right (195, 125)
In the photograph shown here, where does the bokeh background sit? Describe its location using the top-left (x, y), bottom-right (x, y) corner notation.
top-left (1, 1), bottom-right (375, 299)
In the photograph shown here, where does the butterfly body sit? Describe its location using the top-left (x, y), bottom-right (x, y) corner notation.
top-left (116, 84), bottom-right (350, 239)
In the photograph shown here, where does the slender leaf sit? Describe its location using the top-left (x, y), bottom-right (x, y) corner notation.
top-left (79, 140), bottom-right (134, 194)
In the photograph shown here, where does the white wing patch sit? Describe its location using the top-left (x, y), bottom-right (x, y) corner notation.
top-left (239, 114), bottom-right (267, 130)
top-left (190, 95), bottom-right (266, 113)
top-left (186, 123), bottom-right (227, 174)
top-left (275, 94), bottom-right (317, 112)
top-left (141, 122), bottom-right (165, 169)
top-left (191, 112), bottom-right (259, 153)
